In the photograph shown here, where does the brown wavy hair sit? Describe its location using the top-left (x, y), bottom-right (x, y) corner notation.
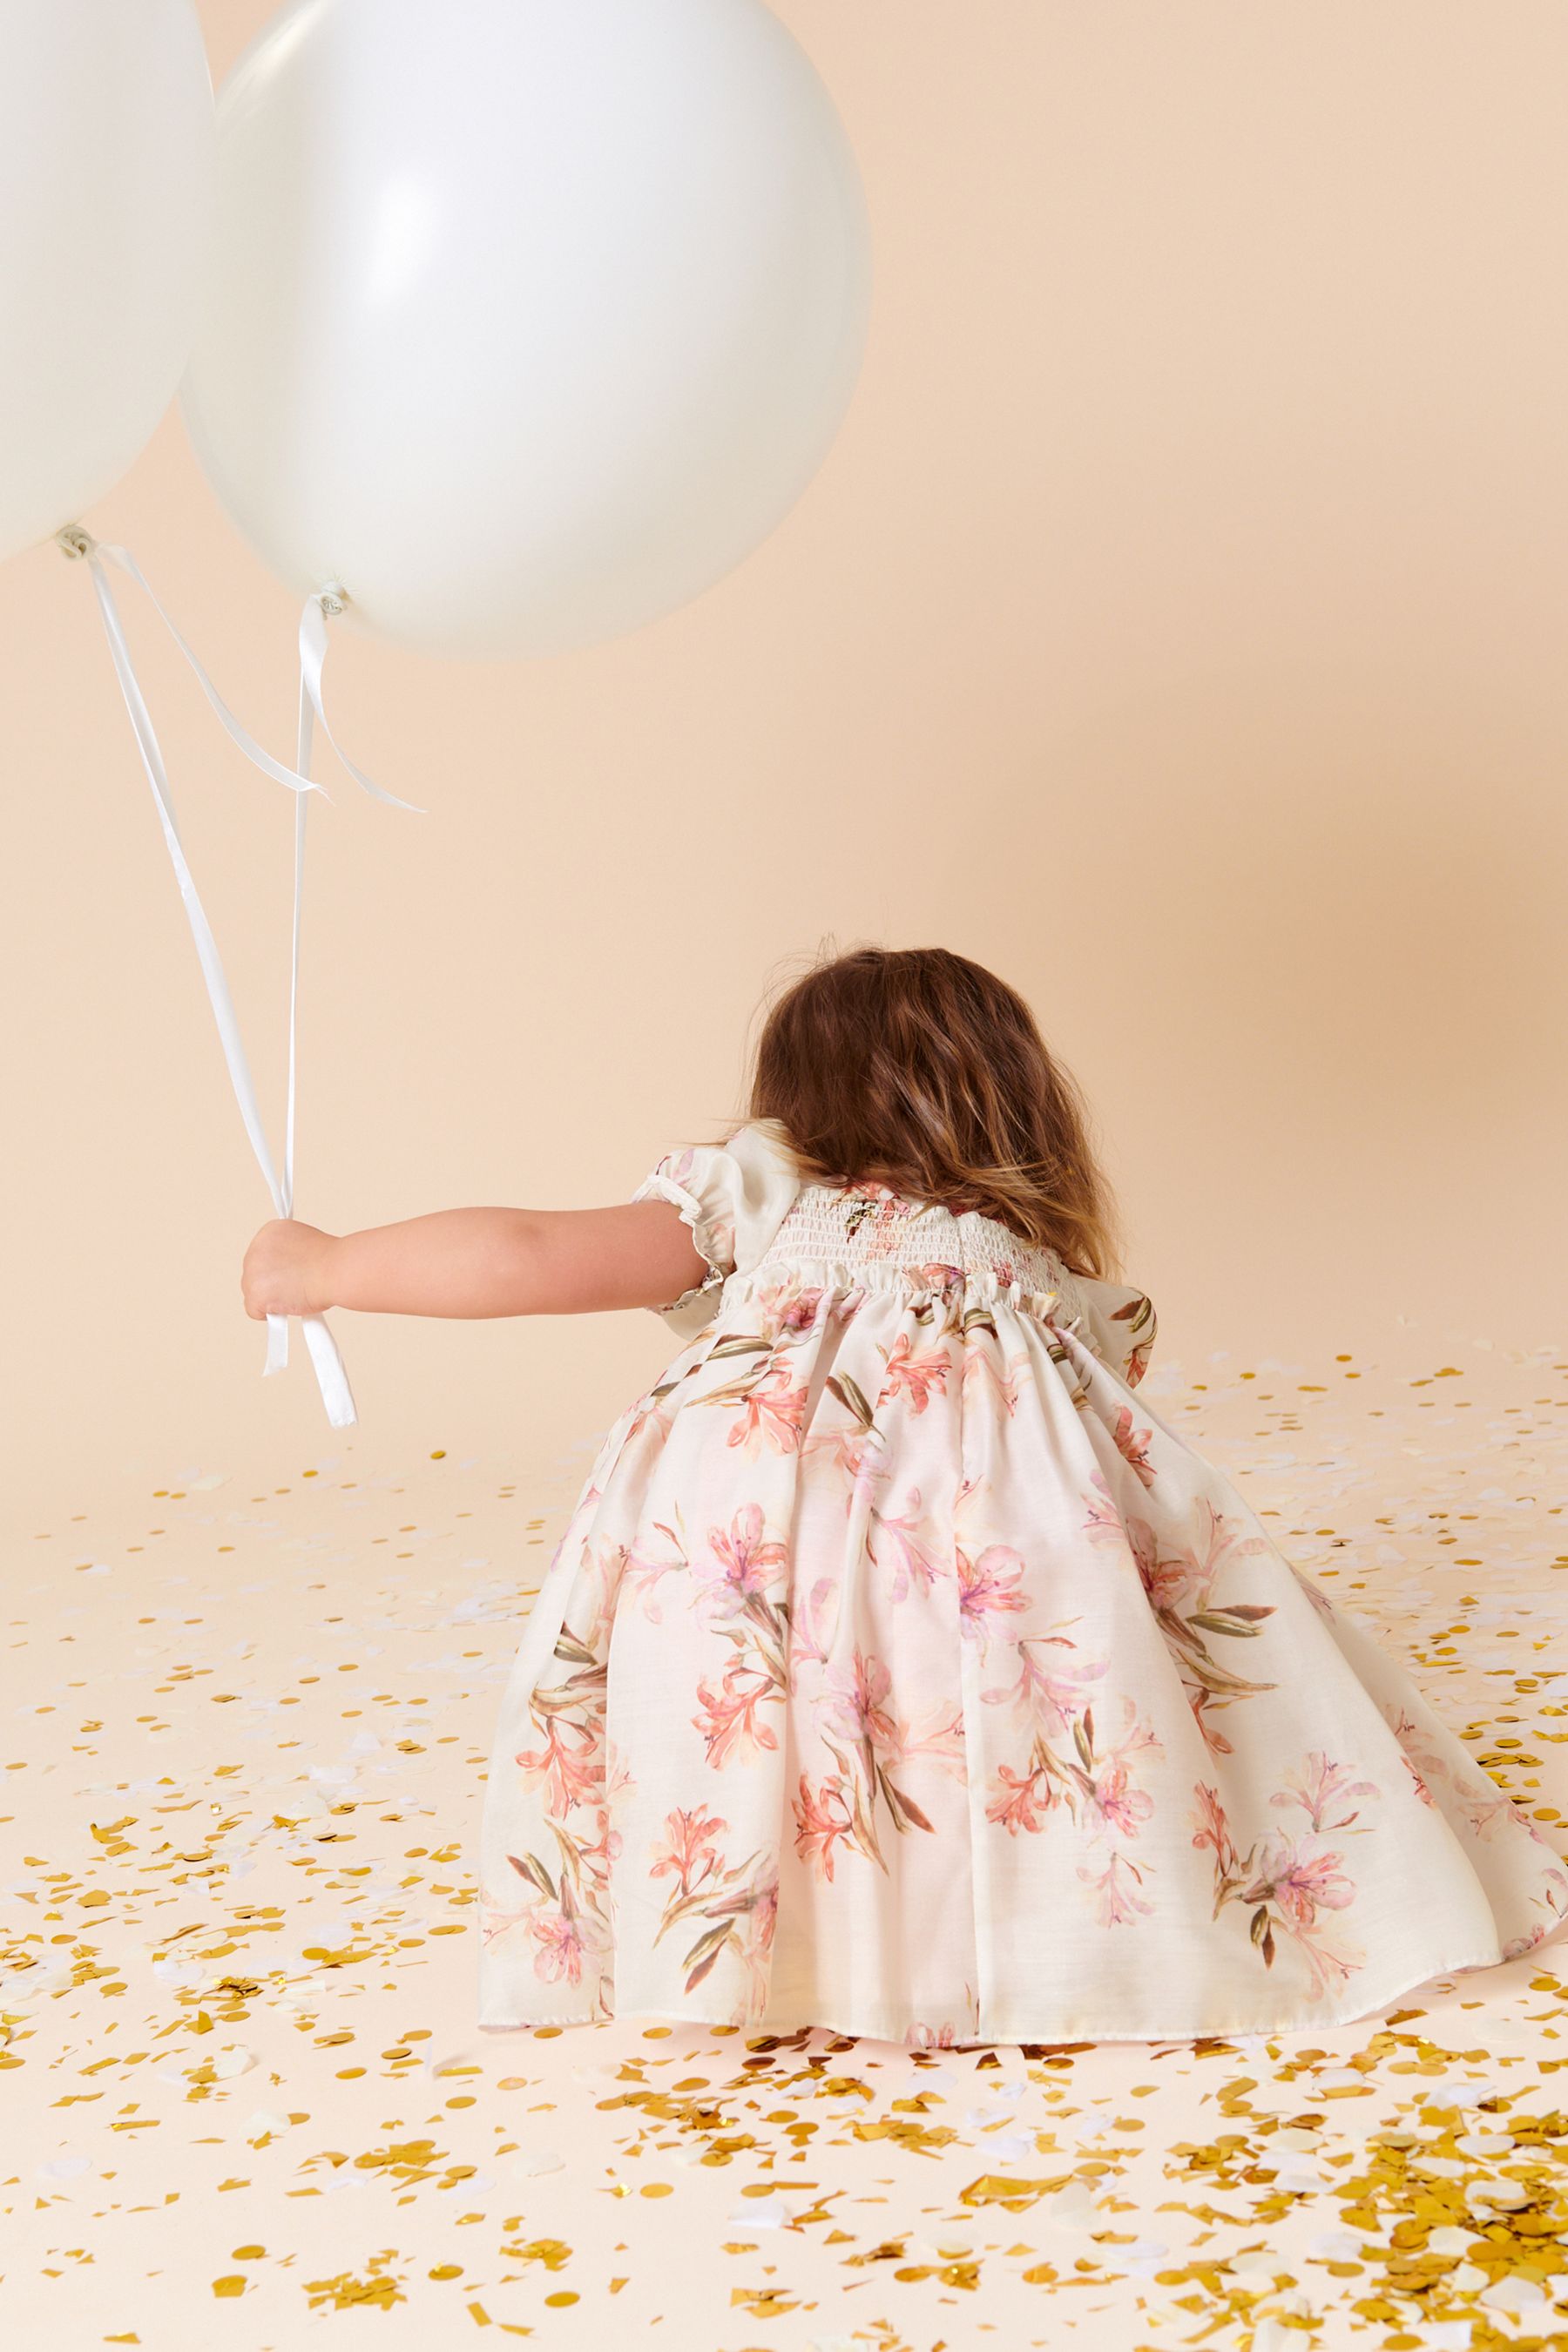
top-left (743, 945), bottom-right (1120, 1279)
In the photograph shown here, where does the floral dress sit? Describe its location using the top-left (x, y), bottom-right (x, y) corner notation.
top-left (477, 1119), bottom-right (1567, 2045)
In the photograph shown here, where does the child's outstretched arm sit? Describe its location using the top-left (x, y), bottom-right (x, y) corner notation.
top-left (240, 1203), bottom-right (709, 1323)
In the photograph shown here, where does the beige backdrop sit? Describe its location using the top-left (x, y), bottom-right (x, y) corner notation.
top-left (3, 1), bottom-right (1565, 1518)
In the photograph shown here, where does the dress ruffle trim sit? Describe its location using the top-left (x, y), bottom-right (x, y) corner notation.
top-left (633, 1168), bottom-right (731, 1322)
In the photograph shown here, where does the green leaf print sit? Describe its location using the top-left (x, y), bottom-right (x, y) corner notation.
top-left (506, 1851), bottom-right (556, 1901)
top-left (1187, 1608), bottom-right (1272, 1639)
top-left (827, 1373), bottom-right (877, 1432)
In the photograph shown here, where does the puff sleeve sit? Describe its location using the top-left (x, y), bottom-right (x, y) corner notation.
top-left (1071, 1273), bottom-right (1159, 1389)
top-left (632, 1118), bottom-right (801, 1340)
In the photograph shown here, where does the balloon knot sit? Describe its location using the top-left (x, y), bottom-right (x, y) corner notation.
top-left (317, 580), bottom-right (348, 618)
top-left (57, 524), bottom-right (95, 561)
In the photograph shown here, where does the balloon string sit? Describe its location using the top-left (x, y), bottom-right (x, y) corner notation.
top-left (299, 589), bottom-right (424, 814)
top-left (60, 528), bottom-right (328, 801)
top-left (265, 588), bottom-right (424, 1389)
top-left (267, 654), bottom-right (314, 1380)
top-left (57, 525), bottom-right (396, 1429)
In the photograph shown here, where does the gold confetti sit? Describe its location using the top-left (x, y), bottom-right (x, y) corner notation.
top-left (3, 1359), bottom-right (1565, 2343)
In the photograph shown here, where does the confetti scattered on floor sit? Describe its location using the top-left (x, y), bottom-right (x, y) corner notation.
top-left (3, 1340), bottom-right (1565, 2348)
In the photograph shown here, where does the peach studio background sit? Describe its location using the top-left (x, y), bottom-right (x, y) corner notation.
top-left (3, 0), bottom-right (1565, 1521)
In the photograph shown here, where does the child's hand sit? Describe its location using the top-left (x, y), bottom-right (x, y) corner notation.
top-left (241, 1220), bottom-right (338, 1320)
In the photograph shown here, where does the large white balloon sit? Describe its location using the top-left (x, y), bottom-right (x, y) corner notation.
top-left (0, 1), bottom-right (213, 564)
top-left (182, 0), bottom-right (871, 658)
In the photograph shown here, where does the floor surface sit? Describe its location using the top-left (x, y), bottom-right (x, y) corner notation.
top-left (4, 1336), bottom-right (1565, 2349)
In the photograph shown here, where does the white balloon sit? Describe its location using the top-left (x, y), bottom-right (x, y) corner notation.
top-left (0, 0), bottom-right (213, 564)
top-left (182, 0), bottom-right (871, 658)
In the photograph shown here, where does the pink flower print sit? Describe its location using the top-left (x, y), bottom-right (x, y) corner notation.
top-left (726, 1362), bottom-right (808, 1456)
top-left (986, 1761), bottom-right (1053, 1836)
top-left (530, 1902), bottom-right (586, 1985)
top-left (603, 1740), bottom-right (635, 1820)
top-left (754, 1274), bottom-right (824, 1338)
top-left (650, 1805), bottom-right (728, 1897)
top-left (1246, 1834), bottom-right (1355, 1932)
top-left (1193, 1498), bottom-right (1269, 1581)
top-left (904, 1700), bottom-right (967, 1777)
top-left (1080, 1477), bottom-right (1123, 1541)
top-left (1269, 1751), bottom-right (1379, 1835)
top-left (747, 1862), bottom-right (780, 1964)
top-left (869, 1493), bottom-right (944, 1600)
top-left (714, 1854), bottom-right (781, 2018)
top-left (961, 1344), bottom-right (1024, 1415)
top-left (672, 1849), bottom-right (781, 2015)
top-left (1088, 1480), bottom-right (1269, 1628)
top-left (516, 1719), bottom-right (603, 1818)
top-left (1456, 1783), bottom-right (1517, 1840)
top-left (1197, 1784), bottom-right (1367, 1994)
top-left (1080, 1477), bottom-right (1186, 1598)
top-left (1290, 1565), bottom-right (1337, 1621)
top-left (1085, 1750), bottom-right (1156, 1842)
top-left (1111, 1406), bottom-right (1157, 1488)
top-left (916, 1260), bottom-right (964, 1292)
top-left (697, 1504), bottom-right (787, 1620)
top-left (693, 1657), bottom-right (782, 1767)
top-left (1383, 1705), bottom-right (1456, 1812)
top-left (985, 1691), bottom-right (1152, 1858)
top-left (787, 1574), bottom-right (840, 1673)
top-left (821, 1648), bottom-right (902, 1762)
top-left (575, 1805), bottom-right (624, 1882)
top-left (906, 2019), bottom-right (964, 2050)
top-left (1124, 1516), bottom-right (1201, 1612)
top-left (881, 1332), bottom-right (950, 1414)
top-left (1504, 1875), bottom-right (1568, 1959)
top-left (624, 1521), bottom-right (689, 1622)
top-left (1190, 1781), bottom-right (1239, 1874)
top-left (622, 1392), bottom-right (674, 1447)
top-left (792, 1774), bottom-right (854, 1881)
top-left (956, 1544), bottom-right (1029, 1641)
top-left (850, 1438), bottom-right (899, 1528)
top-left (1078, 1850), bottom-right (1155, 1927)
top-left (983, 1630), bottom-right (1108, 1740)
top-left (804, 1418), bottom-right (875, 1495)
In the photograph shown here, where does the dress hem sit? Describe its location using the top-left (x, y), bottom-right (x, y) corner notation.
top-left (473, 1935), bottom-right (1541, 2049)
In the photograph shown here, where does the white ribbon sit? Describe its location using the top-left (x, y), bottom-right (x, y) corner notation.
top-left (265, 591), bottom-right (422, 1404)
top-left (298, 591), bottom-right (423, 814)
top-left (62, 526), bottom-right (417, 1429)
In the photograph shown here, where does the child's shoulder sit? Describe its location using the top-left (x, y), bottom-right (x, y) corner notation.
top-left (635, 1119), bottom-right (803, 1285)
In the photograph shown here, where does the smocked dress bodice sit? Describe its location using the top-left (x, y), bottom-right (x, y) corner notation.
top-left (631, 1117), bottom-right (1156, 1387)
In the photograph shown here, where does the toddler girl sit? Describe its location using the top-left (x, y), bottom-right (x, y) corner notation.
top-left (243, 945), bottom-right (1566, 2044)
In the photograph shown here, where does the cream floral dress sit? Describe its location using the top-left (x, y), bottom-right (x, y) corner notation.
top-left (477, 1119), bottom-right (1567, 2044)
